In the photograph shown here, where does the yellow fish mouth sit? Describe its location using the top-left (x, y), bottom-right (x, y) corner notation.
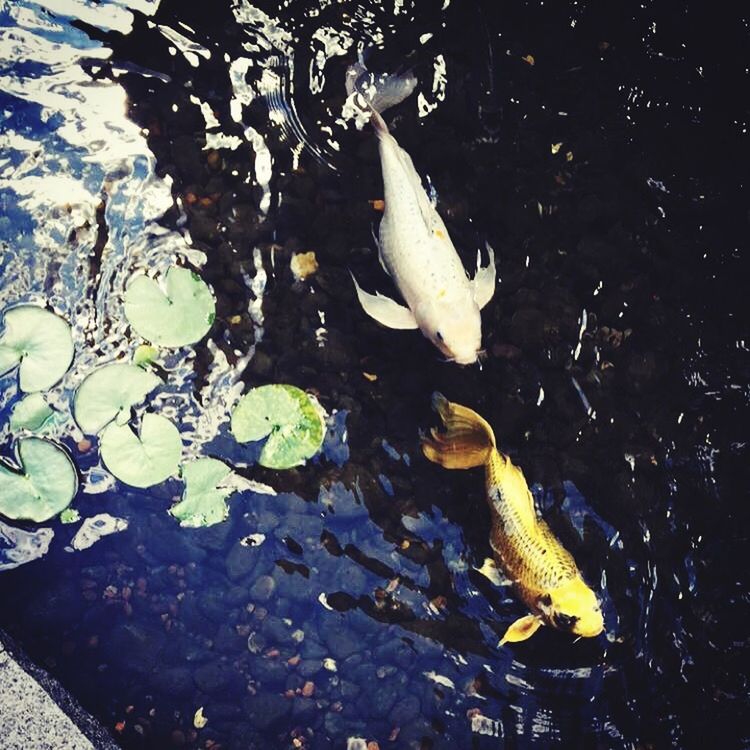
top-left (573, 615), bottom-right (605, 638)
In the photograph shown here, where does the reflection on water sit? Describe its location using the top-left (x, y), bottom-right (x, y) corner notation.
top-left (0, 0), bottom-right (748, 748)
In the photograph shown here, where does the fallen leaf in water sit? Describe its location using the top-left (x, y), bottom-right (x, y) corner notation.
top-left (362, 372), bottom-right (378, 382)
top-left (521, 54), bottom-right (535, 65)
top-left (551, 142), bottom-right (563, 154)
top-left (193, 707), bottom-right (207, 729)
top-left (114, 722), bottom-right (125, 733)
top-left (566, 151), bottom-right (574, 161)
top-left (290, 251), bottom-right (319, 281)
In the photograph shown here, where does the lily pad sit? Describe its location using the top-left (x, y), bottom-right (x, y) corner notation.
top-left (74, 363), bottom-right (161, 435)
top-left (0, 438), bottom-right (78, 523)
top-left (100, 413), bottom-right (182, 488)
top-left (59, 508), bottom-right (80, 524)
top-left (133, 344), bottom-right (158, 367)
top-left (170, 457), bottom-right (275, 528)
top-left (231, 384), bottom-right (326, 470)
top-left (124, 267), bottom-right (215, 347)
top-left (171, 458), bottom-right (234, 528)
top-left (10, 393), bottom-right (54, 432)
top-left (0, 305), bottom-right (74, 391)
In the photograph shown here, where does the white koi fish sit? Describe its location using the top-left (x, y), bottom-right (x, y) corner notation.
top-left (346, 64), bottom-right (496, 365)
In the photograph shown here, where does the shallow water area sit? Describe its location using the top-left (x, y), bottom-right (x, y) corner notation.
top-left (0, 1), bottom-right (748, 749)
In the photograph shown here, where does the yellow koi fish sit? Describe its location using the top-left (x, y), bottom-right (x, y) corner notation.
top-left (422, 393), bottom-right (604, 645)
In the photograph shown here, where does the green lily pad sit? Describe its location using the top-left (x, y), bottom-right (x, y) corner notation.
top-left (133, 344), bottom-right (158, 367)
top-left (171, 458), bottom-right (234, 528)
top-left (231, 384), bottom-right (326, 470)
top-left (59, 508), bottom-right (80, 524)
top-left (10, 393), bottom-right (54, 432)
top-left (170, 457), bottom-right (276, 528)
top-left (74, 363), bottom-right (162, 435)
top-left (124, 267), bottom-right (215, 347)
top-left (0, 437), bottom-right (78, 523)
top-left (0, 305), bottom-right (74, 391)
top-left (100, 413), bottom-right (182, 488)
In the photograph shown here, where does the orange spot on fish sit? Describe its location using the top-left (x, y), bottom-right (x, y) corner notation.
top-left (369, 199), bottom-right (385, 211)
top-left (435, 229), bottom-right (446, 239)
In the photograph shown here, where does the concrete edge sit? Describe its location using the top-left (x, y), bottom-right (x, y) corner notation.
top-left (0, 627), bottom-right (120, 750)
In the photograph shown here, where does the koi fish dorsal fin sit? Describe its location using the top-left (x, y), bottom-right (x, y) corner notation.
top-left (488, 451), bottom-right (538, 531)
top-left (350, 272), bottom-right (418, 330)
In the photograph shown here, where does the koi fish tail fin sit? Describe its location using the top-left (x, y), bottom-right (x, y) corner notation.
top-left (345, 59), bottom-right (417, 134)
top-left (422, 392), bottom-right (496, 470)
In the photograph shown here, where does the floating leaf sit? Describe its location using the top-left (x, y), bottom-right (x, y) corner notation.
top-left (133, 344), bottom-right (158, 367)
top-left (171, 458), bottom-right (233, 528)
top-left (0, 519), bottom-right (54, 571)
top-left (74, 363), bottom-right (161, 435)
top-left (59, 508), bottom-right (80, 524)
top-left (10, 393), bottom-right (54, 431)
top-left (231, 384), bottom-right (325, 469)
top-left (170, 457), bottom-right (275, 528)
top-left (124, 267), bottom-right (215, 347)
top-left (0, 438), bottom-right (78, 522)
top-left (0, 305), bottom-right (74, 391)
top-left (100, 413), bottom-right (182, 488)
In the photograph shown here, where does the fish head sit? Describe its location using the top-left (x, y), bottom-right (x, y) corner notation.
top-left (540, 577), bottom-right (604, 638)
top-left (416, 297), bottom-right (482, 365)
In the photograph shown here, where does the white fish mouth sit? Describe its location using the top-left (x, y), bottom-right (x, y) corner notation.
top-left (444, 349), bottom-right (485, 366)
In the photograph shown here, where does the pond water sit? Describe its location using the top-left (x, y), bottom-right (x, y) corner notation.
top-left (0, 1), bottom-right (748, 748)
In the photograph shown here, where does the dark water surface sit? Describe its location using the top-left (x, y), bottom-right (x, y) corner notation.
top-left (0, 1), bottom-right (748, 748)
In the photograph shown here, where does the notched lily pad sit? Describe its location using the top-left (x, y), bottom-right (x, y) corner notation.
top-left (74, 363), bottom-right (162, 435)
top-left (10, 393), bottom-right (54, 432)
top-left (0, 437), bottom-right (78, 523)
top-left (100, 413), bottom-right (182, 488)
top-left (231, 384), bottom-right (326, 470)
top-left (124, 266), bottom-right (215, 347)
top-left (0, 305), bottom-right (74, 391)
top-left (171, 458), bottom-right (233, 528)
top-left (170, 457), bottom-right (275, 528)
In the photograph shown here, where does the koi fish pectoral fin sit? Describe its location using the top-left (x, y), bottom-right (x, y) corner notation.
top-left (498, 614), bottom-right (543, 646)
top-left (350, 273), bottom-right (418, 330)
top-left (472, 242), bottom-right (497, 310)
